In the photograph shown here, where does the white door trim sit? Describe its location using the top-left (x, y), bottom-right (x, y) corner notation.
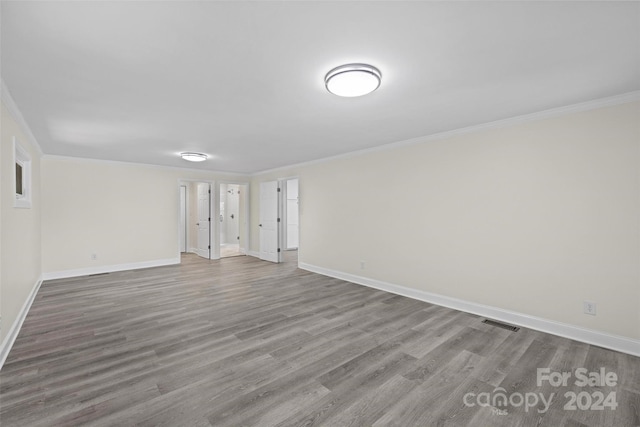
top-left (178, 179), bottom-right (216, 260)
top-left (216, 180), bottom-right (251, 259)
top-left (179, 185), bottom-right (187, 253)
top-left (196, 183), bottom-right (211, 259)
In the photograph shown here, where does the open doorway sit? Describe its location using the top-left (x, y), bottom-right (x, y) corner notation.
top-left (179, 180), bottom-right (248, 260)
top-left (179, 180), bottom-right (214, 260)
top-left (258, 178), bottom-right (298, 263)
top-left (219, 182), bottom-right (248, 258)
top-left (179, 185), bottom-right (187, 253)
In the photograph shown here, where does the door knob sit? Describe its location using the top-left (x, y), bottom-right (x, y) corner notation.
top-left (259, 224), bottom-right (262, 227)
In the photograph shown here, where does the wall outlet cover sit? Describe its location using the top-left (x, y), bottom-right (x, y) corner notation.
top-left (583, 301), bottom-right (596, 316)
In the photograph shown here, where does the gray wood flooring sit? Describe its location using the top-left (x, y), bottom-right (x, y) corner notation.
top-left (1, 252), bottom-right (638, 426)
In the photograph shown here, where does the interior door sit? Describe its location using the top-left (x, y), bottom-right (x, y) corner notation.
top-left (228, 186), bottom-right (239, 243)
top-left (220, 200), bottom-right (226, 244)
top-left (196, 183), bottom-right (210, 259)
top-left (180, 185), bottom-right (187, 252)
top-left (259, 180), bottom-right (279, 263)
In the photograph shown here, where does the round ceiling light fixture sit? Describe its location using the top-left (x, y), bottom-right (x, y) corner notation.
top-left (180, 152), bottom-right (208, 162)
top-left (325, 63), bottom-right (382, 97)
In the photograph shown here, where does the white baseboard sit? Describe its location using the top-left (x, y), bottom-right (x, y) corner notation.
top-left (42, 257), bottom-right (180, 281)
top-left (0, 277), bottom-right (43, 370)
top-left (299, 263), bottom-right (640, 357)
top-left (248, 250), bottom-right (260, 258)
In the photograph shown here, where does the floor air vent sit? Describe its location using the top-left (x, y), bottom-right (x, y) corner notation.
top-left (482, 319), bottom-right (520, 332)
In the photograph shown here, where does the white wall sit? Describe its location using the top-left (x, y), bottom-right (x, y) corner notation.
top-left (41, 157), bottom-right (244, 276)
top-left (0, 102), bottom-right (42, 345)
top-left (252, 100), bottom-right (640, 342)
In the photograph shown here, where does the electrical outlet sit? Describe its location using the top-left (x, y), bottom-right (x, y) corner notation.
top-left (91, 253), bottom-right (97, 261)
top-left (360, 261), bottom-right (365, 270)
top-left (583, 301), bottom-right (596, 316)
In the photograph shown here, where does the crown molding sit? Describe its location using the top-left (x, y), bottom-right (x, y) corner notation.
top-left (1, 79), bottom-right (44, 155)
top-left (253, 91), bottom-right (640, 177)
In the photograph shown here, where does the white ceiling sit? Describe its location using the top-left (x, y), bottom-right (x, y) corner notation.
top-left (2, 1), bottom-right (639, 174)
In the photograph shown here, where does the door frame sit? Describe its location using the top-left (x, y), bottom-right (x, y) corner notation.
top-left (216, 180), bottom-right (250, 259)
top-left (179, 185), bottom-right (187, 253)
top-left (196, 182), bottom-right (212, 259)
top-left (178, 179), bottom-right (216, 260)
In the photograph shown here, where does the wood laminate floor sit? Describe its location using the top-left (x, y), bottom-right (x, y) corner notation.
top-left (1, 252), bottom-right (638, 426)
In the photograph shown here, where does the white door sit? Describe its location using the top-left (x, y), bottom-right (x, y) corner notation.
top-left (228, 185), bottom-right (240, 243)
top-left (196, 183), bottom-right (210, 259)
top-left (220, 200), bottom-right (226, 243)
top-left (179, 185), bottom-right (187, 252)
top-left (286, 179), bottom-right (299, 249)
top-left (219, 184), bottom-right (227, 244)
top-left (259, 180), bottom-right (279, 263)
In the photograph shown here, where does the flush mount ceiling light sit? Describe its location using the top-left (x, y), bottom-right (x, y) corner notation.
top-left (325, 63), bottom-right (382, 97)
top-left (180, 152), bottom-right (208, 162)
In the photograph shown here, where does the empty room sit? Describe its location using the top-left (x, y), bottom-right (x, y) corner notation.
top-left (1, 1), bottom-right (639, 426)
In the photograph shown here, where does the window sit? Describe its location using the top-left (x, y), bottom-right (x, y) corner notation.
top-left (16, 162), bottom-right (24, 195)
top-left (14, 137), bottom-right (32, 208)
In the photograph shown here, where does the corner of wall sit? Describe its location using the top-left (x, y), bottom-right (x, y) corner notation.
top-left (0, 82), bottom-right (44, 366)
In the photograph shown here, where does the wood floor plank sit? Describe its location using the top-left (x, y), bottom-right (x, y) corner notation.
top-left (319, 374), bottom-right (418, 427)
top-left (372, 350), bottom-right (487, 426)
top-left (273, 350), bottom-right (419, 427)
top-left (1, 252), bottom-right (638, 426)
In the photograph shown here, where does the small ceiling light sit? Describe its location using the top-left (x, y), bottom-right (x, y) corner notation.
top-left (325, 63), bottom-right (381, 97)
top-left (180, 152), bottom-right (208, 162)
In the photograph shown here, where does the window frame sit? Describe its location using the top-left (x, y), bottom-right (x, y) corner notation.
top-left (13, 137), bottom-right (32, 209)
